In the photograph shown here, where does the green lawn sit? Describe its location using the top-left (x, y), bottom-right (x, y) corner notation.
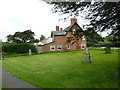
top-left (0, 61), bottom-right (2, 89)
top-left (2, 49), bottom-right (119, 88)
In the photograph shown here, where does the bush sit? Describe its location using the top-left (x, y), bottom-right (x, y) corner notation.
top-left (87, 42), bottom-right (114, 47)
top-left (2, 43), bottom-right (37, 54)
top-left (90, 42), bottom-right (114, 47)
top-left (87, 42), bottom-right (95, 47)
top-left (105, 47), bottom-right (111, 53)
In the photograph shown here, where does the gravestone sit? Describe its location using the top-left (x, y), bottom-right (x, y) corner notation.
top-left (82, 48), bottom-right (91, 63)
top-left (29, 49), bottom-right (32, 55)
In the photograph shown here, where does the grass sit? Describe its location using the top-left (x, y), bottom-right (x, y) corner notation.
top-left (2, 49), bottom-right (119, 88)
top-left (0, 61), bottom-right (2, 90)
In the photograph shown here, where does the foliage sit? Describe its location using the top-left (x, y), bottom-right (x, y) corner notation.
top-left (84, 28), bottom-right (104, 47)
top-left (105, 47), bottom-right (111, 53)
top-left (104, 35), bottom-right (120, 47)
top-left (3, 49), bottom-right (118, 88)
top-left (67, 29), bottom-right (84, 46)
top-left (48, 2), bottom-right (90, 16)
top-left (32, 39), bottom-right (40, 43)
top-left (2, 43), bottom-right (37, 54)
top-left (40, 35), bottom-right (46, 41)
top-left (6, 30), bottom-right (35, 43)
top-left (92, 41), bottom-right (114, 47)
top-left (67, 28), bottom-right (103, 47)
top-left (46, 1), bottom-right (120, 45)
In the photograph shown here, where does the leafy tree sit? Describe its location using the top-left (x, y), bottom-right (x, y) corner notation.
top-left (6, 34), bottom-right (14, 43)
top-left (32, 39), bottom-right (40, 43)
top-left (66, 29), bottom-right (84, 51)
top-left (84, 28), bottom-right (104, 46)
top-left (67, 28), bottom-right (103, 47)
top-left (104, 35), bottom-right (119, 47)
top-left (45, 1), bottom-right (120, 45)
top-left (40, 35), bottom-right (46, 41)
top-left (6, 30), bottom-right (35, 43)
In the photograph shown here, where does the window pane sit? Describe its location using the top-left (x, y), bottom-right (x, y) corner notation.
top-left (67, 46), bottom-right (70, 49)
top-left (50, 46), bottom-right (55, 51)
top-left (57, 45), bottom-right (62, 50)
top-left (81, 44), bottom-right (85, 49)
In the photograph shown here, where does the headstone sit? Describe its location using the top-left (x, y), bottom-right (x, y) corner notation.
top-left (29, 49), bottom-right (32, 55)
top-left (82, 48), bottom-right (91, 63)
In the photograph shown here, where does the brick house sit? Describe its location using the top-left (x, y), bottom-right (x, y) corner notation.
top-left (37, 18), bottom-right (87, 53)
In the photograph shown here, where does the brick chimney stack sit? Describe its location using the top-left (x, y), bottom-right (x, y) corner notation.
top-left (56, 26), bottom-right (59, 31)
top-left (71, 18), bottom-right (77, 25)
top-left (60, 28), bottom-right (63, 31)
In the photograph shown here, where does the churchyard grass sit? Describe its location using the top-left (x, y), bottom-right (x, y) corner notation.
top-left (2, 49), bottom-right (119, 88)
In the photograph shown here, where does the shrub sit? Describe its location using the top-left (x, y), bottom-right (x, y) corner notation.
top-left (91, 42), bottom-right (114, 47)
top-left (2, 43), bottom-right (37, 54)
top-left (87, 42), bottom-right (95, 47)
top-left (105, 47), bottom-right (111, 53)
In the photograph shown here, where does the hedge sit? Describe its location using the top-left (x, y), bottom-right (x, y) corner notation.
top-left (87, 42), bottom-right (117, 47)
top-left (2, 43), bottom-right (37, 53)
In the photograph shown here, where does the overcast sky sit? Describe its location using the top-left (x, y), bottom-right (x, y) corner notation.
top-left (0, 0), bottom-right (108, 42)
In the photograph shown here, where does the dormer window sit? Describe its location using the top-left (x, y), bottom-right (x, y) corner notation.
top-left (72, 29), bottom-right (76, 35)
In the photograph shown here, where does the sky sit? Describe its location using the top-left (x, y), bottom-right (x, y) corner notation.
top-left (0, 0), bottom-right (108, 42)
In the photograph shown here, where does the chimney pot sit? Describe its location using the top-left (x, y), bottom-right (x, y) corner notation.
top-left (56, 26), bottom-right (59, 31)
top-left (60, 28), bottom-right (63, 31)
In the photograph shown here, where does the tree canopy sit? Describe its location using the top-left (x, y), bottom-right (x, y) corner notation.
top-left (46, 1), bottom-right (120, 45)
top-left (40, 35), bottom-right (46, 41)
top-left (6, 30), bottom-right (35, 43)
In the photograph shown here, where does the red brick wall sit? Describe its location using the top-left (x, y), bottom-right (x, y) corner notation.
top-left (42, 24), bottom-right (87, 52)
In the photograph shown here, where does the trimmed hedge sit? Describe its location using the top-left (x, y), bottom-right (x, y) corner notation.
top-left (2, 43), bottom-right (37, 53)
top-left (88, 42), bottom-right (115, 47)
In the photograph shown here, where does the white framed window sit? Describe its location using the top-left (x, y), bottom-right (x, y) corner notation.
top-left (81, 35), bottom-right (85, 40)
top-left (50, 45), bottom-right (55, 51)
top-left (81, 44), bottom-right (86, 49)
top-left (67, 46), bottom-right (70, 49)
top-left (57, 45), bottom-right (62, 50)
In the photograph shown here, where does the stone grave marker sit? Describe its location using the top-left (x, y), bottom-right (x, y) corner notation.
top-left (82, 48), bottom-right (91, 63)
top-left (29, 49), bottom-right (32, 55)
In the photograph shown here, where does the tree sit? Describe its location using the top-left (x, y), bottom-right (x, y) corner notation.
top-left (104, 35), bottom-right (119, 47)
top-left (32, 39), bottom-right (40, 43)
top-left (6, 30), bottom-right (35, 43)
top-left (40, 35), bottom-right (46, 41)
top-left (6, 34), bottom-right (14, 43)
top-left (84, 28), bottom-right (104, 47)
top-left (45, 1), bottom-right (120, 45)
